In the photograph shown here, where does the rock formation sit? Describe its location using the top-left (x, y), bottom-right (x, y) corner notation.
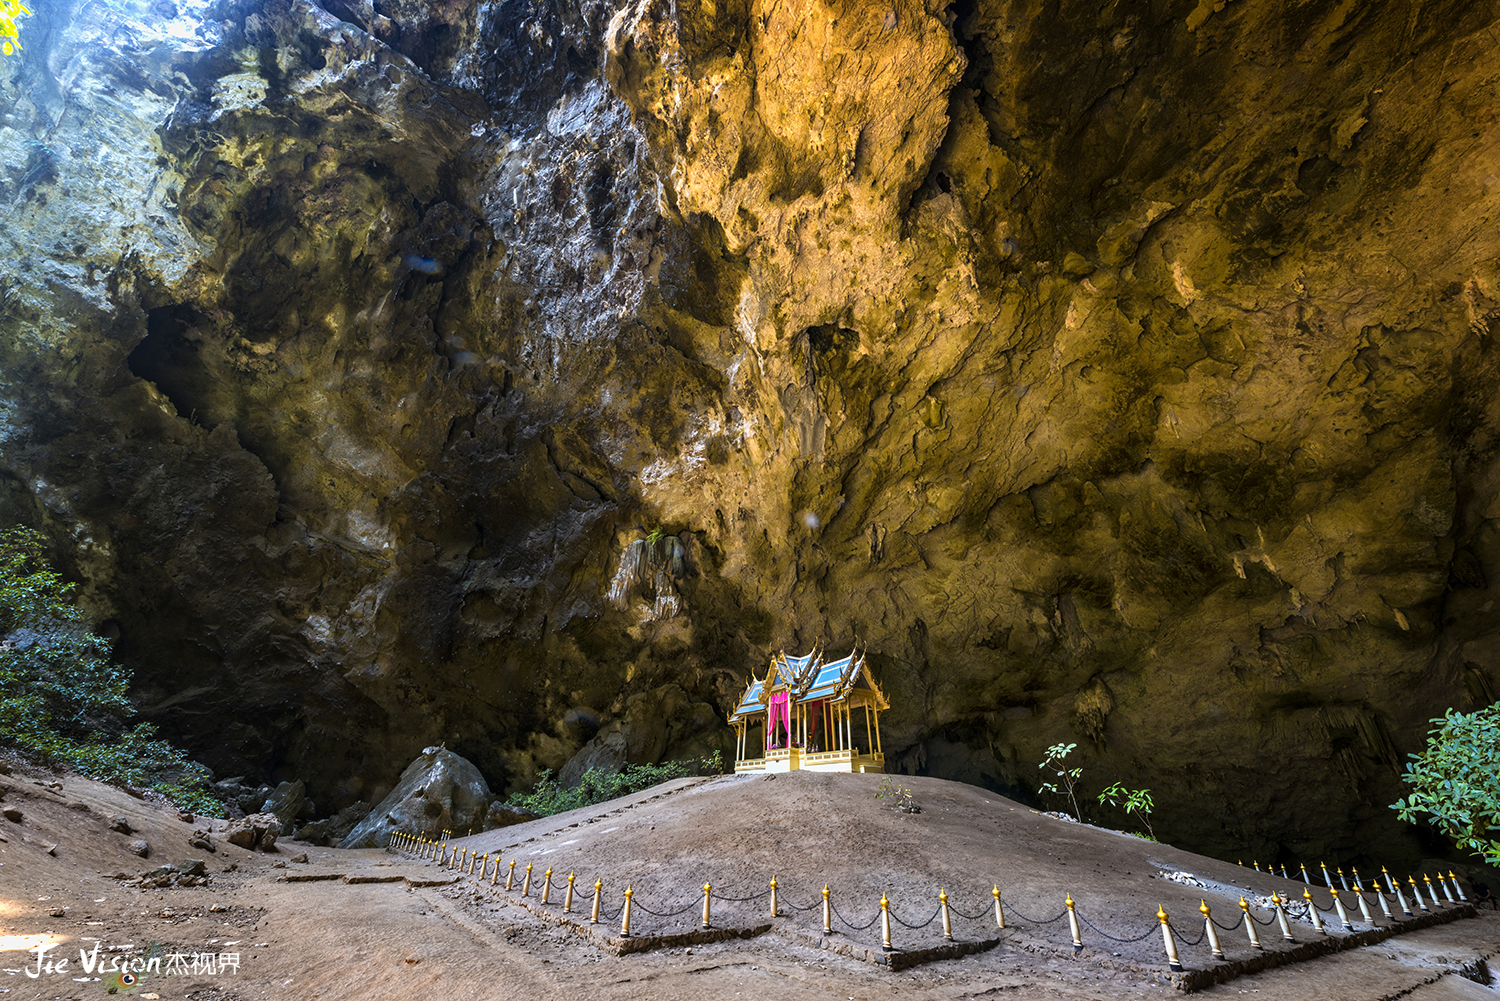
top-left (0, 0), bottom-right (1497, 865)
top-left (341, 745), bottom-right (493, 848)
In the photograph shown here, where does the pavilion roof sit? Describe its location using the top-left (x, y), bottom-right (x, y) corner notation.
top-left (726, 645), bottom-right (887, 723)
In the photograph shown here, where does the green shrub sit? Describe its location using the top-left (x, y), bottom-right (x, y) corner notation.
top-left (1391, 704), bottom-right (1500, 866)
top-left (0, 527), bottom-right (222, 815)
top-left (507, 751), bottom-right (722, 818)
top-left (1097, 781), bottom-right (1157, 841)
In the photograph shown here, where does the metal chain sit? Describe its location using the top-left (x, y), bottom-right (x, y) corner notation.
top-left (1249, 911), bottom-right (1278, 926)
top-left (782, 895), bottom-right (822, 912)
top-left (1210, 914), bottom-right (1244, 931)
top-left (830, 899), bottom-right (881, 932)
top-left (1074, 909), bottom-right (1159, 944)
top-left (599, 900), bottom-right (625, 921)
top-left (1006, 903), bottom-right (1070, 925)
top-left (889, 905), bottom-right (941, 930)
top-left (950, 901), bottom-right (993, 921)
top-left (1168, 921), bottom-right (1206, 946)
top-left (714, 889), bottom-right (772, 903)
top-left (631, 893), bottom-right (705, 918)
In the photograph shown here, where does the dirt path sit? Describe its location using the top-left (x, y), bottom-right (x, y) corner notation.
top-left (2, 766), bottom-right (1496, 999)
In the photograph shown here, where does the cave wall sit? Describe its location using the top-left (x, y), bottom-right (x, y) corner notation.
top-left (0, 0), bottom-right (1497, 866)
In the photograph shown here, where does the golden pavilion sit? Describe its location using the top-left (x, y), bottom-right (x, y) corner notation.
top-left (727, 645), bottom-right (888, 773)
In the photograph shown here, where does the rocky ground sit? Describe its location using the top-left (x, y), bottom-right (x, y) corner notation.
top-left (2, 764), bottom-right (1497, 1000)
top-left (2, 0), bottom-right (1500, 870)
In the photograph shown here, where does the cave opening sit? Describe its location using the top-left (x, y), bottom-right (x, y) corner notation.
top-left (127, 304), bottom-right (213, 426)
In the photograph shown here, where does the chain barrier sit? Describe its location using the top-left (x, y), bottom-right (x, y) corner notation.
top-left (1074, 908), bottom-right (1159, 944)
top-left (1168, 921), bottom-right (1206, 947)
top-left (782, 894), bottom-right (822, 912)
top-left (830, 899), bottom-right (881, 932)
top-left (714, 889), bottom-right (772, 903)
top-left (949, 900), bottom-right (993, 921)
top-left (630, 893), bottom-right (705, 918)
top-left (394, 830), bottom-right (1451, 962)
top-left (889, 904), bottom-right (942, 930)
top-left (1006, 902), bottom-right (1070, 925)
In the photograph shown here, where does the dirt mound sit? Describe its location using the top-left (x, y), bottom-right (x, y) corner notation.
top-left (1, 765), bottom-right (1496, 1000)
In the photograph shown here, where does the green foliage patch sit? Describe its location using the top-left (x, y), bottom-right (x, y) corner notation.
top-left (506, 751), bottom-right (723, 818)
top-left (0, 527), bottom-right (222, 815)
top-left (1097, 780), bottom-right (1156, 841)
top-left (1391, 704), bottom-right (1500, 866)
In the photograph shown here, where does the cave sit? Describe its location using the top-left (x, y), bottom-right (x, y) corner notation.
top-left (0, 0), bottom-right (1497, 891)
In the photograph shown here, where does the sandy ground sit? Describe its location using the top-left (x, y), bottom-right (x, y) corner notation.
top-left (1, 764), bottom-right (1496, 1000)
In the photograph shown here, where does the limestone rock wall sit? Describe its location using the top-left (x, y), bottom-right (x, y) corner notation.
top-left (0, 0), bottom-right (1496, 865)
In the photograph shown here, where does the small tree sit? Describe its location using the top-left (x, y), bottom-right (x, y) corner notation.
top-left (1391, 704), bottom-right (1500, 866)
top-left (1097, 781), bottom-right (1156, 841)
top-left (0, 527), bottom-right (220, 814)
top-left (1038, 742), bottom-right (1083, 821)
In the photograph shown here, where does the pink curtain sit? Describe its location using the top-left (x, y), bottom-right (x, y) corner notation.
top-left (768, 692), bottom-right (790, 748)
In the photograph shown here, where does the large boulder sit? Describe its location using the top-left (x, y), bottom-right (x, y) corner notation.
top-left (557, 722), bottom-right (628, 788)
top-left (340, 747), bottom-right (493, 849)
top-left (224, 813), bottom-right (281, 852)
top-left (556, 685), bottom-right (729, 788)
top-left (260, 781), bottom-right (307, 833)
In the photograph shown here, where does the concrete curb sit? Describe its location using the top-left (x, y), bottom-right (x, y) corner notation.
top-left (770, 925), bottom-right (1000, 970)
top-left (1174, 904), bottom-right (1479, 993)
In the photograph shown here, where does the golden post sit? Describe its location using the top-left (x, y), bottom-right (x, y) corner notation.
top-left (822, 884), bottom-right (831, 936)
top-left (565, 871), bottom-right (576, 913)
top-left (1330, 887), bottom-right (1353, 930)
top-left (1239, 896), bottom-right (1261, 950)
top-left (702, 882), bottom-right (712, 929)
top-left (1423, 874), bottom-right (1443, 908)
top-left (1371, 880), bottom-right (1393, 921)
top-left (939, 888), bottom-right (952, 941)
top-left (1450, 871), bottom-right (1467, 902)
top-left (1393, 876), bottom-right (1413, 916)
top-left (506, 858), bottom-right (517, 891)
top-left (1158, 906), bottom-right (1182, 973)
top-left (1200, 900), bottom-right (1223, 960)
top-left (993, 885), bottom-right (1005, 929)
top-left (621, 885), bottom-right (634, 938)
top-left (1067, 893), bottom-right (1082, 954)
top-left (1271, 892), bottom-right (1294, 942)
top-left (543, 867), bottom-right (554, 904)
top-left (769, 876), bottom-right (778, 918)
top-left (523, 862), bottom-right (533, 897)
top-left (1410, 876), bottom-right (1429, 912)
top-left (880, 892), bottom-right (892, 952)
top-left (591, 878), bottom-right (602, 924)
top-left (1303, 888), bottom-right (1327, 933)
top-left (1352, 881), bottom-right (1376, 927)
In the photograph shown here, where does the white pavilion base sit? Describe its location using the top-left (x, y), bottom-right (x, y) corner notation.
top-left (734, 749), bottom-right (885, 774)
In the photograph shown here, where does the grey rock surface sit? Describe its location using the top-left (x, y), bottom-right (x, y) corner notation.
top-left (260, 781), bottom-right (308, 833)
top-left (341, 747), bottom-right (494, 849)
